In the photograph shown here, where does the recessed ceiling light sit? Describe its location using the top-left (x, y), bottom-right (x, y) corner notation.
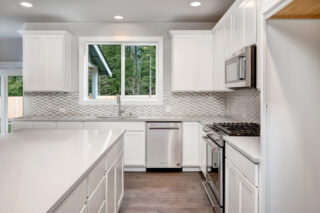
top-left (20, 1), bottom-right (33, 8)
top-left (114, 16), bottom-right (124, 20)
top-left (190, 1), bottom-right (202, 7)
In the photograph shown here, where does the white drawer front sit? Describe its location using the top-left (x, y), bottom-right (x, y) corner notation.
top-left (57, 122), bottom-right (84, 129)
top-left (225, 143), bottom-right (259, 186)
top-left (84, 122), bottom-right (145, 131)
top-left (225, 143), bottom-right (238, 166)
top-left (88, 176), bottom-right (106, 213)
top-left (54, 178), bottom-right (87, 213)
top-left (10, 122), bottom-right (33, 131)
top-left (32, 122), bottom-right (57, 129)
top-left (88, 158), bottom-right (106, 197)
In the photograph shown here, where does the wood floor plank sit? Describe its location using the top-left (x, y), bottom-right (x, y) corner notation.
top-left (119, 172), bottom-right (213, 213)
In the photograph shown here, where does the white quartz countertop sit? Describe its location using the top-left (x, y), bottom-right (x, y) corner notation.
top-left (224, 136), bottom-right (261, 163)
top-left (11, 115), bottom-right (239, 126)
top-left (0, 129), bottom-right (125, 213)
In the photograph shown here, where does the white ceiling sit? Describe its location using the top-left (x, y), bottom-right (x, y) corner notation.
top-left (0, 0), bottom-right (234, 37)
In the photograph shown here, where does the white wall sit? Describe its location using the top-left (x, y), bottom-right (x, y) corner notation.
top-left (24, 22), bottom-right (215, 91)
top-left (0, 37), bottom-right (22, 61)
top-left (266, 20), bottom-right (320, 213)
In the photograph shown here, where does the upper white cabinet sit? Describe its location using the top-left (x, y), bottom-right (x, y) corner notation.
top-left (221, 0), bottom-right (257, 59)
top-left (212, 26), bottom-right (231, 91)
top-left (22, 31), bottom-right (72, 92)
top-left (170, 31), bottom-right (213, 92)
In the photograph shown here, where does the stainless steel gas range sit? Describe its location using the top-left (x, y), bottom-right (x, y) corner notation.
top-left (202, 123), bottom-right (260, 213)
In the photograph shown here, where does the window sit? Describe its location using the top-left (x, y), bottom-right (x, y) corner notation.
top-left (79, 37), bottom-right (163, 105)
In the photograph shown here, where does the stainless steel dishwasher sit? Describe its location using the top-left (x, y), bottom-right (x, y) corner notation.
top-left (146, 122), bottom-right (182, 170)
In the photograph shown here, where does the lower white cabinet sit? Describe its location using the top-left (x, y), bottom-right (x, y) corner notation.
top-left (115, 152), bottom-right (124, 209)
top-left (106, 164), bottom-right (116, 213)
top-left (123, 131), bottom-right (145, 167)
top-left (106, 151), bottom-right (124, 213)
top-left (83, 122), bottom-right (146, 168)
top-left (198, 125), bottom-right (207, 177)
top-left (225, 159), bottom-right (258, 213)
top-left (182, 122), bottom-right (199, 167)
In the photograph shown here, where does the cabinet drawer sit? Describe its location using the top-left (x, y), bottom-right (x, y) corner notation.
top-left (225, 143), bottom-right (259, 186)
top-left (106, 137), bottom-right (124, 171)
top-left (32, 122), bottom-right (57, 129)
top-left (57, 122), bottom-right (84, 129)
top-left (87, 176), bottom-right (106, 213)
top-left (84, 122), bottom-right (145, 131)
top-left (88, 158), bottom-right (106, 197)
top-left (10, 122), bottom-right (33, 131)
top-left (225, 143), bottom-right (238, 166)
top-left (54, 178), bottom-right (87, 213)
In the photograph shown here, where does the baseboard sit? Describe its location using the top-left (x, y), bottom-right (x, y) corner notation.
top-left (182, 167), bottom-right (200, 172)
top-left (124, 167), bottom-right (146, 172)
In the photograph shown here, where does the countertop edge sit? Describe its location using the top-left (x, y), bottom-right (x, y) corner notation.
top-left (224, 137), bottom-right (261, 164)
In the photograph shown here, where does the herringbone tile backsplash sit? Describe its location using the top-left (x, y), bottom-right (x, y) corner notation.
top-left (225, 89), bottom-right (260, 123)
top-left (29, 91), bottom-right (226, 117)
top-left (28, 89), bottom-right (260, 122)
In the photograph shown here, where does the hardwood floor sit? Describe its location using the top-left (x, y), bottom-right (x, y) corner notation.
top-left (119, 172), bottom-right (214, 213)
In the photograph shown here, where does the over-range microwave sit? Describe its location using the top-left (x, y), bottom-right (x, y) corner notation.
top-left (225, 45), bottom-right (256, 88)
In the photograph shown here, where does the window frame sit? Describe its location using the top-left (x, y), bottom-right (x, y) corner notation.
top-left (79, 36), bottom-right (163, 105)
top-left (0, 62), bottom-right (23, 134)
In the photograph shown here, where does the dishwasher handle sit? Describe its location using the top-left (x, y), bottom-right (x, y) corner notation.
top-left (148, 127), bottom-right (180, 130)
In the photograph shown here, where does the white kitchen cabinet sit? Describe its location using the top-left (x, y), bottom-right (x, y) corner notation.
top-left (224, 16), bottom-right (233, 59)
top-left (84, 122), bottom-right (146, 168)
top-left (244, 0), bottom-right (257, 46)
top-left (106, 162), bottom-right (116, 213)
top-left (212, 27), bottom-right (232, 91)
top-left (198, 125), bottom-right (207, 177)
top-left (115, 152), bottom-right (124, 210)
top-left (225, 160), bottom-right (239, 213)
top-left (222, 0), bottom-right (257, 59)
top-left (22, 31), bottom-right (72, 92)
top-left (32, 121), bottom-right (57, 129)
top-left (170, 31), bottom-right (213, 92)
top-left (225, 158), bottom-right (258, 213)
top-left (182, 122), bottom-right (199, 167)
top-left (232, 5), bottom-right (245, 53)
top-left (56, 122), bottom-right (84, 129)
top-left (124, 131), bottom-right (145, 167)
top-left (239, 173), bottom-right (258, 213)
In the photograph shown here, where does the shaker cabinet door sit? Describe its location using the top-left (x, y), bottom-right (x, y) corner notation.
top-left (225, 159), bottom-right (239, 213)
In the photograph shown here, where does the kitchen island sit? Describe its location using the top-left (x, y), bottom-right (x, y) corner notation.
top-left (0, 129), bottom-right (125, 213)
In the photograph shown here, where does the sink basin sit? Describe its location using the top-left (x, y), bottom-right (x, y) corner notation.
top-left (96, 116), bottom-right (138, 119)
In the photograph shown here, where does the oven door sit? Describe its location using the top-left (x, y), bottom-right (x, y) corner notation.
top-left (205, 137), bottom-right (224, 207)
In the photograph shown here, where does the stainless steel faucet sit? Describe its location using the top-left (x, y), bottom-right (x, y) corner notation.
top-left (116, 94), bottom-right (124, 116)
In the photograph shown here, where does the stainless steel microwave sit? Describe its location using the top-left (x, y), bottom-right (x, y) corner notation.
top-left (225, 45), bottom-right (256, 88)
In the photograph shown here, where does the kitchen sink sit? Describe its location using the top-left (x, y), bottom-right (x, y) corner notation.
top-left (95, 115), bottom-right (139, 119)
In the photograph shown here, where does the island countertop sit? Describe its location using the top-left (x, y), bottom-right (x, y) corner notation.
top-left (0, 129), bottom-right (125, 213)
